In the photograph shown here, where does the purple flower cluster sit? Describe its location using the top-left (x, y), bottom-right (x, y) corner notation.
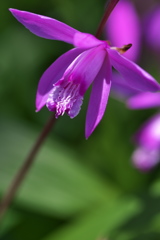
top-left (105, 0), bottom-right (160, 171)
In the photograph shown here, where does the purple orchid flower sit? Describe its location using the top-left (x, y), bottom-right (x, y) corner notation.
top-left (9, 9), bottom-right (160, 138)
top-left (127, 92), bottom-right (160, 109)
top-left (126, 91), bottom-right (160, 171)
top-left (132, 113), bottom-right (160, 171)
top-left (105, 0), bottom-right (141, 62)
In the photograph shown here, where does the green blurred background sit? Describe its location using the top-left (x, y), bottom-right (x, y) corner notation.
top-left (0, 0), bottom-right (160, 239)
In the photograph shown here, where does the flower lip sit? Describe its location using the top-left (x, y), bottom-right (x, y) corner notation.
top-left (46, 80), bottom-right (83, 118)
top-left (36, 48), bottom-right (84, 112)
top-left (45, 46), bottom-right (106, 120)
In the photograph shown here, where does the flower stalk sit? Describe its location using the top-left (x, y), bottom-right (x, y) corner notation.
top-left (0, 114), bottom-right (56, 220)
top-left (95, 0), bottom-right (119, 38)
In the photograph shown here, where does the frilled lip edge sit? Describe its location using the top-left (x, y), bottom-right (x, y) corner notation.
top-left (46, 81), bottom-right (83, 119)
top-left (35, 48), bottom-right (84, 111)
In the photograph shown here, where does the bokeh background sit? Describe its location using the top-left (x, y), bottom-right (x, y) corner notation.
top-left (0, 0), bottom-right (160, 239)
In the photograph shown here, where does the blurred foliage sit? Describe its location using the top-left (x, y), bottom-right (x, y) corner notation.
top-left (0, 0), bottom-right (160, 239)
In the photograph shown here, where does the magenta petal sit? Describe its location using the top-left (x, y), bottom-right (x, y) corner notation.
top-left (65, 46), bottom-right (106, 94)
top-left (127, 92), bottom-right (160, 109)
top-left (132, 147), bottom-right (160, 171)
top-left (9, 8), bottom-right (79, 44)
top-left (85, 55), bottom-right (111, 138)
top-left (36, 48), bottom-right (83, 111)
top-left (132, 113), bottom-right (160, 171)
top-left (106, 0), bottom-right (141, 62)
top-left (134, 114), bottom-right (160, 150)
top-left (108, 49), bottom-right (160, 92)
top-left (73, 32), bottom-right (103, 48)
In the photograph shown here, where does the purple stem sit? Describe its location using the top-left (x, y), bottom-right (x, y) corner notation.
top-left (0, 114), bottom-right (56, 220)
top-left (95, 0), bottom-right (119, 38)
